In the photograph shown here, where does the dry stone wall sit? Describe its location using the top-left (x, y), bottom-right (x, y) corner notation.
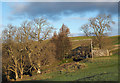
top-left (92, 49), bottom-right (110, 57)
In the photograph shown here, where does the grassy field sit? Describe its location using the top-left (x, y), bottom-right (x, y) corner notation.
top-left (19, 53), bottom-right (118, 81)
top-left (70, 35), bottom-right (120, 42)
top-left (15, 35), bottom-right (119, 82)
top-left (70, 36), bottom-right (92, 40)
top-left (109, 35), bottom-right (120, 45)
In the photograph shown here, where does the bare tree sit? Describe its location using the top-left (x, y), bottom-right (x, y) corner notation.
top-left (81, 14), bottom-right (115, 49)
top-left (81, 24), bottom-right (91, 36)
top-left (2, 25), bottom-right (19, 80)
top-left (2, 17), bottom-right (55, 81)
top-left (30, 17), bottom-right (54, 73)
top-left (16, 18), bottom-right (54, 74)
top-left (33, 17), bottom-right (54, 41)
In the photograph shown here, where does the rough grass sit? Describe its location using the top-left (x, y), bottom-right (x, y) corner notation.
top-left (70, 36), bottom-right (92, 40)
top-left (109, 35), bottom-right (120, 45)
top-left (71, 35), bottom-right (120, 49)
top-left (45, 55), bottom-right (118, 81)
top-left (13, 35), bottom-right (119, 82)
top-left (70, 35), bottom-right (119, 41)
top-left (19, 54), bottom-right (118, 81)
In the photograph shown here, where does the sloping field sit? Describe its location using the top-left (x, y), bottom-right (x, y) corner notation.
top-left (109, 35), bottom-right (120, 45)
top-left (17, 54), bottom-right (118, 81)
top-left (71, 35), bottom-right (120, 50)
top-left (70, 36), bottom-right (92, 40)
top-left (13, 36), bottom-right (119, 82)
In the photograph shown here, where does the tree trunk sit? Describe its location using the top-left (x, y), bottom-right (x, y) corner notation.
top-left (20, 68), bottom-right (23, 79)
top-left (37, 63), bottom-right (41, 74)
top-left (5, 71), bottom-right (10, 81)
top-left (15, 58), bottom-right (18, 80)
top-left (6, 75), bottom-right (10, 80)
top-left (99, 43), bottom-right (102, 49)
top-left (15, 69), bottom-right (18, 80)
top-left (28, 53), bottom-right (33, 66)
top-left (98, 37), bottom-right (103, 49)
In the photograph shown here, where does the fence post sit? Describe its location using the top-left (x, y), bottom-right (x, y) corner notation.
top-left (91, 39), bottom-right (93, 60)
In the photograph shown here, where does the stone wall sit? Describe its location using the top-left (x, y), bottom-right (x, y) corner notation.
top-left (92, 49), bottom-right (110, 57)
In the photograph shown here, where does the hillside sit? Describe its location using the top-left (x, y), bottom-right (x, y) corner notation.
top-left (71, 35), bottom-right (119, 50)
top-left (11, 35), bottom-right (119, 82)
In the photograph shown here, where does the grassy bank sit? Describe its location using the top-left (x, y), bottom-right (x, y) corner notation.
top-left (12, 35), bottom-right (119, 82)
top-left (19, 51), bottom-right (118, 81)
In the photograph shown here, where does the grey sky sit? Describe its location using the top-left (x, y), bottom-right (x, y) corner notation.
top-left (8, 2), bottom-right (118, 20)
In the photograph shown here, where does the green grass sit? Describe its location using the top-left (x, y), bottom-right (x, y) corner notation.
top-left (71, 35), bottom-right (120, 50)
top-left (70, 35), bottom-right (119, 40)
top-left (19, 35), bottom-right (119, 81)
top-left (109, 35), bottom-right (120, 45)
top-left (59, 58), bottom-right (74, 65)
top-left (45, 55), bottom-right (118, 81)
top-left (70, 36), bottom-right (92, 40)
top-left (21, 54), bottom-right (118, 81)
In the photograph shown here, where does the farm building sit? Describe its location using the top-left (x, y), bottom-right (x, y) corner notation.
top-left (70, 39), bottom-right (110, 61)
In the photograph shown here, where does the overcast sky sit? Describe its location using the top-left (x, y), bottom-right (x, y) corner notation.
top-left (0, 0), bottom-right (119, 36)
